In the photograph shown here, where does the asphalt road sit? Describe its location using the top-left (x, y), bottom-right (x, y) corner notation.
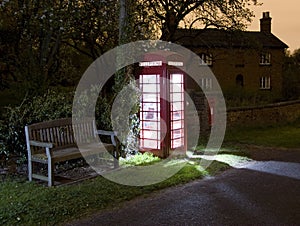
top-left (68, 152), bottom-right (300, 226)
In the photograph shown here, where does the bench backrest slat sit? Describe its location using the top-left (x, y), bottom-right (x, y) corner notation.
top-left (27, 118), bottom-right (98, 149)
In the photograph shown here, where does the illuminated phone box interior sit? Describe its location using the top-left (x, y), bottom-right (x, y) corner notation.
top-left (138, 51), bottom-right (187, 158)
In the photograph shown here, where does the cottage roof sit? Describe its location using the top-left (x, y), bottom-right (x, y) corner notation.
top-left (173, 28), bottom-right (288, 49)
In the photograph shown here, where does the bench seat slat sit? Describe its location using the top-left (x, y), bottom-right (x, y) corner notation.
top-left (31, 144), bottom-right (115, 163)
top-left (52, 144), bottom-right (114, 163)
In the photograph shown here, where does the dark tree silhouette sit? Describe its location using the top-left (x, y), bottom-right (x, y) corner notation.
top-left (138, 0), bottom-right (260, 41)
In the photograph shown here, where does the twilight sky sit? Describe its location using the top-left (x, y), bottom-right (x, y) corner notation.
top-left (248, 0), bottom-right (300, 53)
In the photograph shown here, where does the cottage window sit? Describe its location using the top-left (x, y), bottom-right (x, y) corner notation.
top-left (200, 78), bottom-right (212, 90)
top-left (236, 74), bottom-right (244, 87)
top-left (260, 76), bottom-right (271, 89)
top-left (199, 53), bottom-right (213, 66)
top-left (260, 52), bottom-right (271, 65)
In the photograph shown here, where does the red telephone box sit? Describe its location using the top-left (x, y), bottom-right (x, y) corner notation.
top-left (138, 52), bottom-right (186, 158)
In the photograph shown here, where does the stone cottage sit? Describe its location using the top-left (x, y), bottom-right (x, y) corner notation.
top-left (174, 12), bottom-right (288, 99)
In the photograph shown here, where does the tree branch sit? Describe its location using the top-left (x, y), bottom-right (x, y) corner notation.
top-left (146, 0), bottom-right (165, 21)
top-left (62, 40), bottom-right (94, 59)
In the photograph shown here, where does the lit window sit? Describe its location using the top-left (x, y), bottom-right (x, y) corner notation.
top-left (260, 52), bottom-right (271, 65)
top-left (260, 76), bottom-right (271, 89)
top-left (199, 53), bottom-right (213, 66)
top-left (200, 78), bottom-right (212, 90)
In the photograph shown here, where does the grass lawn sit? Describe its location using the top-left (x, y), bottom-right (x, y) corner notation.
top-left (0, 160), bottom-right (229, 225)
top-left (224, 119), bottom-right (300, 149)
top-left (1, 118), bottom-right (299, 225)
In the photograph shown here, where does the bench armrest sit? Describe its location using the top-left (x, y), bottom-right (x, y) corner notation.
top-left (28, 140), bottom-right (53, 160)
top-left (97, 130), bottom-right (117, 146)
top-left (29, 140), bottom-right (53, 148)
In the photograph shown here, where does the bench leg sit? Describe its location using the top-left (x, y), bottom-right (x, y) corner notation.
top-left (113, 158), bottom-right (119, 168)
top-left (46, 147), bottom-right (54, 187)
top-left (25, 126), bottom-right (33, 182)
top-left (28, 158), bottom-right (32, 182)
top-left (113, 147), bottom-right (119, 168)
top-left (47, 159), bottom-right (54, 187)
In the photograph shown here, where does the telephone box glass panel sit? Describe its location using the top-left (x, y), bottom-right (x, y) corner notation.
top-left (139, 74), bottom-right (161, 150)
top-left (170, 73), bottom-right (185, 149)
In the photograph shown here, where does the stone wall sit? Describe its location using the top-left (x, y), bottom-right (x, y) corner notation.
top-left (227, 100), bottom-right (300, 127)
top-left (187, 91), bottom-right (210, 136)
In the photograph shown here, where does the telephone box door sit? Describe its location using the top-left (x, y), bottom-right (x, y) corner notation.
top-left (169, 71), bottom-right (185, 152)
top-left (139, 73), bottom-right (162, 156)
top-left (138, 53), bottom-right (186, 158)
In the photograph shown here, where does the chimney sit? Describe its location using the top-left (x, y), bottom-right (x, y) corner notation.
top-left (260, 12), bottom-right (272, 33)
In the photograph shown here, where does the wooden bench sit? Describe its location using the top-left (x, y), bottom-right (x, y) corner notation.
top-left (25, 118), bottom-right (119, 186)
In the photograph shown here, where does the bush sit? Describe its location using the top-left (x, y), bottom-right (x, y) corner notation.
top-left (0, 84), bottom-right (139, 165)
top-left (73, 85), bottom-right (112, 131)
top-left (0, 90), bottom-right (73, 163)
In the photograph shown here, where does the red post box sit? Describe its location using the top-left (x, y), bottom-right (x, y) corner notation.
top-left (208, 98), bottom-right (215, 126)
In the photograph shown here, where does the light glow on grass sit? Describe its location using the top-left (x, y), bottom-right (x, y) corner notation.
top-left (190, 153), bottom-right (252, 168)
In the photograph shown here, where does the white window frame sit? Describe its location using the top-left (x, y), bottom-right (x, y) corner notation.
top-left (200, 78), bottom-right (213, 90)
top-left (260, 76), bottom-right (271, 89)
top-left (199, 53), bottom-right (213, 66)
top-left (260, 52), bottom-right (271, 65)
